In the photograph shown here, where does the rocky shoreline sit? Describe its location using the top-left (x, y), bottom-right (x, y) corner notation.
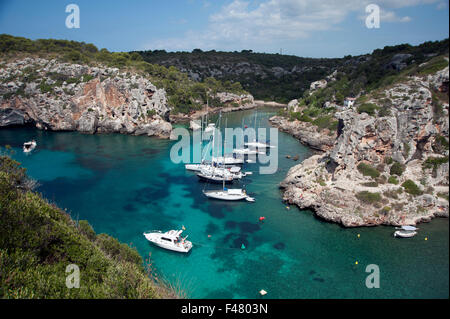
top-left (276, 66), bottom-right (449, 227)
top-left (0, 58), bottom-right (173, 138)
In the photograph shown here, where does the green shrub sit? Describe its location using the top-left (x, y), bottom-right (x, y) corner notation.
top-left (82, 74), bottom-right (95, 82)
top-left (423, 156), bottom-right (449, 170)
top-left (388, 176), bottom-right (399, 184)
top-left (0, 155), bottom-right (177, 299)
top-left (401, 179), bottom-right (423, 196)
top-left (78, 220), bottom-right (96, 241)
top-left (390, 162), bottom-right (405, 176)
top-left (146, 109), bottom-right (157, 117)
top-left (357, 103), bottom-right (378, 116)
top-left (362, 181), bottom-right (379, 187)
top-left (39, 81), bottom-right (53, 94)
top-left (356, 191), bottom-right (382, 204)
top-left (357, 163), bottom-right (380, 178)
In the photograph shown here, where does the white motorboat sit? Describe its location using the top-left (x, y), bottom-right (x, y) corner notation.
top-left (143, 229), bottom-right (193, 253)
top-left (23, 140), bottom-right (37, 153)
top-left (394, 225), bottom-right (418, 238)
top-left (203, 188), bottom-right (255, 202)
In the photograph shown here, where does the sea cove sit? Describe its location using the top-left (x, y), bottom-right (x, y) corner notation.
top-left (1, 107), bottom-right (448, 299)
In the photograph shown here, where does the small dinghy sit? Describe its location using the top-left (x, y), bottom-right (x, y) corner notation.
top-left (143, 229), bottom-right (192, 253)
top-left (394, 225), bottom-right (418, 238)
top-left (23, 140), bottom-right (37, 153)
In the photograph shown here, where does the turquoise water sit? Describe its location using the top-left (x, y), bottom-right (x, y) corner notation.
top-left (0, 107), bottom-right (448, 299)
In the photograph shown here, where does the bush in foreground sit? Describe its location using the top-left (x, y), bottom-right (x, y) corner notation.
top-left (0, 154), bottom-right (179, 299)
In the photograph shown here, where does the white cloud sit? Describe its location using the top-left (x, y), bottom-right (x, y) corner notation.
top-left (436, 1), bottom-right (448, 10)
top-left (143, 0), bottom-right (440, 51)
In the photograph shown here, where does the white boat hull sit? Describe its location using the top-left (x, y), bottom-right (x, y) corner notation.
top-left (143, 232), bottom-right (192, 253)
top-left (203, 189), bottom-right (255, 202)
top-left (394, 230), bottom-right (417, 238)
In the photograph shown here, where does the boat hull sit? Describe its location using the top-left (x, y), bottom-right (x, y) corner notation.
top-left (143, 233), bottom-right (192, 253)
top-left (197, 174), bottom-right (234, 183)
top-left (394, 231), bottom-right (417, 238)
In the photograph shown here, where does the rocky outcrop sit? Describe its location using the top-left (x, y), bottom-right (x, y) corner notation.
top-left (0, 58), bottom-right (172, 138)
top-left (170, 92), bottom-right (257, 123)
top-left (309, 79), bottom-right (327, 93)
top-left (269, 116), bottom-right (336, 152)
top-left (280, 69), bottom-right (449, 227)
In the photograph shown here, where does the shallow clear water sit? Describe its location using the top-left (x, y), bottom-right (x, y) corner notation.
top-left (1, 107), bottom-right (448, 299)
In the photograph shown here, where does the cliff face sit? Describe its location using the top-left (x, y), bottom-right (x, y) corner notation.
top-left (269, 115), bottom-right (336, 152)
top-left (280, 66), bottom-right (449, 227)
top-left (0, 58), bottom-right (172, 138)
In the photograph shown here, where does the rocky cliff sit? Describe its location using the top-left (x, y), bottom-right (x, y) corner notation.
top-left (269, 115), bottom-right (336, 152)
top-left (0, 58), bottom-right (172, 138)
top-left (280, 65), bottom-right (449, 227)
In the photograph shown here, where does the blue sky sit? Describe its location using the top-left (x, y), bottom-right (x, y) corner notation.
top-left (0, 0), bottom-right (448, 58)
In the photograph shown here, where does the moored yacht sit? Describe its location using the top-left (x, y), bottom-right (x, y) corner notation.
top-left (394, 225), bottom-right (418, 238)
top-left (23, 140), bottom-right (37, 153)
top-left (212, 155), bottom-right (244, 166)
top-left (143, 229), bottom-right (193, 253)
top-left (203, 188), bottom-right (255, 202)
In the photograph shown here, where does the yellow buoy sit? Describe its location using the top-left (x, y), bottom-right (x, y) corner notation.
top-left (425, 237), bottom-right (428, 241)
top-left (355, 261), bottom-right (358, 265)
top-left (357, 234), bottom-right (360, 238)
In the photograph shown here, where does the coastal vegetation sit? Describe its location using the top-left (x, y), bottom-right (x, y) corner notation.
top-left (0, 151), bottom-right (178, 299)
top-left (0, 34), bottom-right (247, 114)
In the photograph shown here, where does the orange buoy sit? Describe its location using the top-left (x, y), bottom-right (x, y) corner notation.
top-left (259, 216), bottom-right (266, 222)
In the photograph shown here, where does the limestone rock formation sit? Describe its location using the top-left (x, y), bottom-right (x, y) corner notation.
top-left (0, 58), bottom-right (172, 138)
top-left (279, 68), bottom-right (449, 227)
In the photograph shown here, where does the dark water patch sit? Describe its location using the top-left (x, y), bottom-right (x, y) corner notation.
top-left (313, 277), bottom-right (325, 283)
top-left (273, 242), bottom-right (285, 250)
top-left (134, 185), bottom-right (169, 205)
top-left (229, 253), bottom-right (288, 299)
top-left (38, 175), bottom-right (98, 201)
top-left (75, 156), bottom-right (115, 172)
top-left (237, 221), bottom-right (260, 234)
top-left (123, 203), bottom-right (136, 212)
top-left (205, 204), bottom-right (226, 219)
top-left (205, 222), bottom-right (220, 235)
top-left (203, 288), bottom-right (235, 299)
top-left (309, 270), bottom-right (316, 275)
top-left (141, 148), bottom-right (160, 156)
top-left (225, 221), bottom-right (237, 230)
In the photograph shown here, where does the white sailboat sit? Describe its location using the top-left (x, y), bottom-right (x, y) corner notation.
top-left (244, 110), bottom-right (275, 149)
top-left (203, 187), bottom-right (255, 202)
top-left (212, 155), bottom-right (244, 165)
